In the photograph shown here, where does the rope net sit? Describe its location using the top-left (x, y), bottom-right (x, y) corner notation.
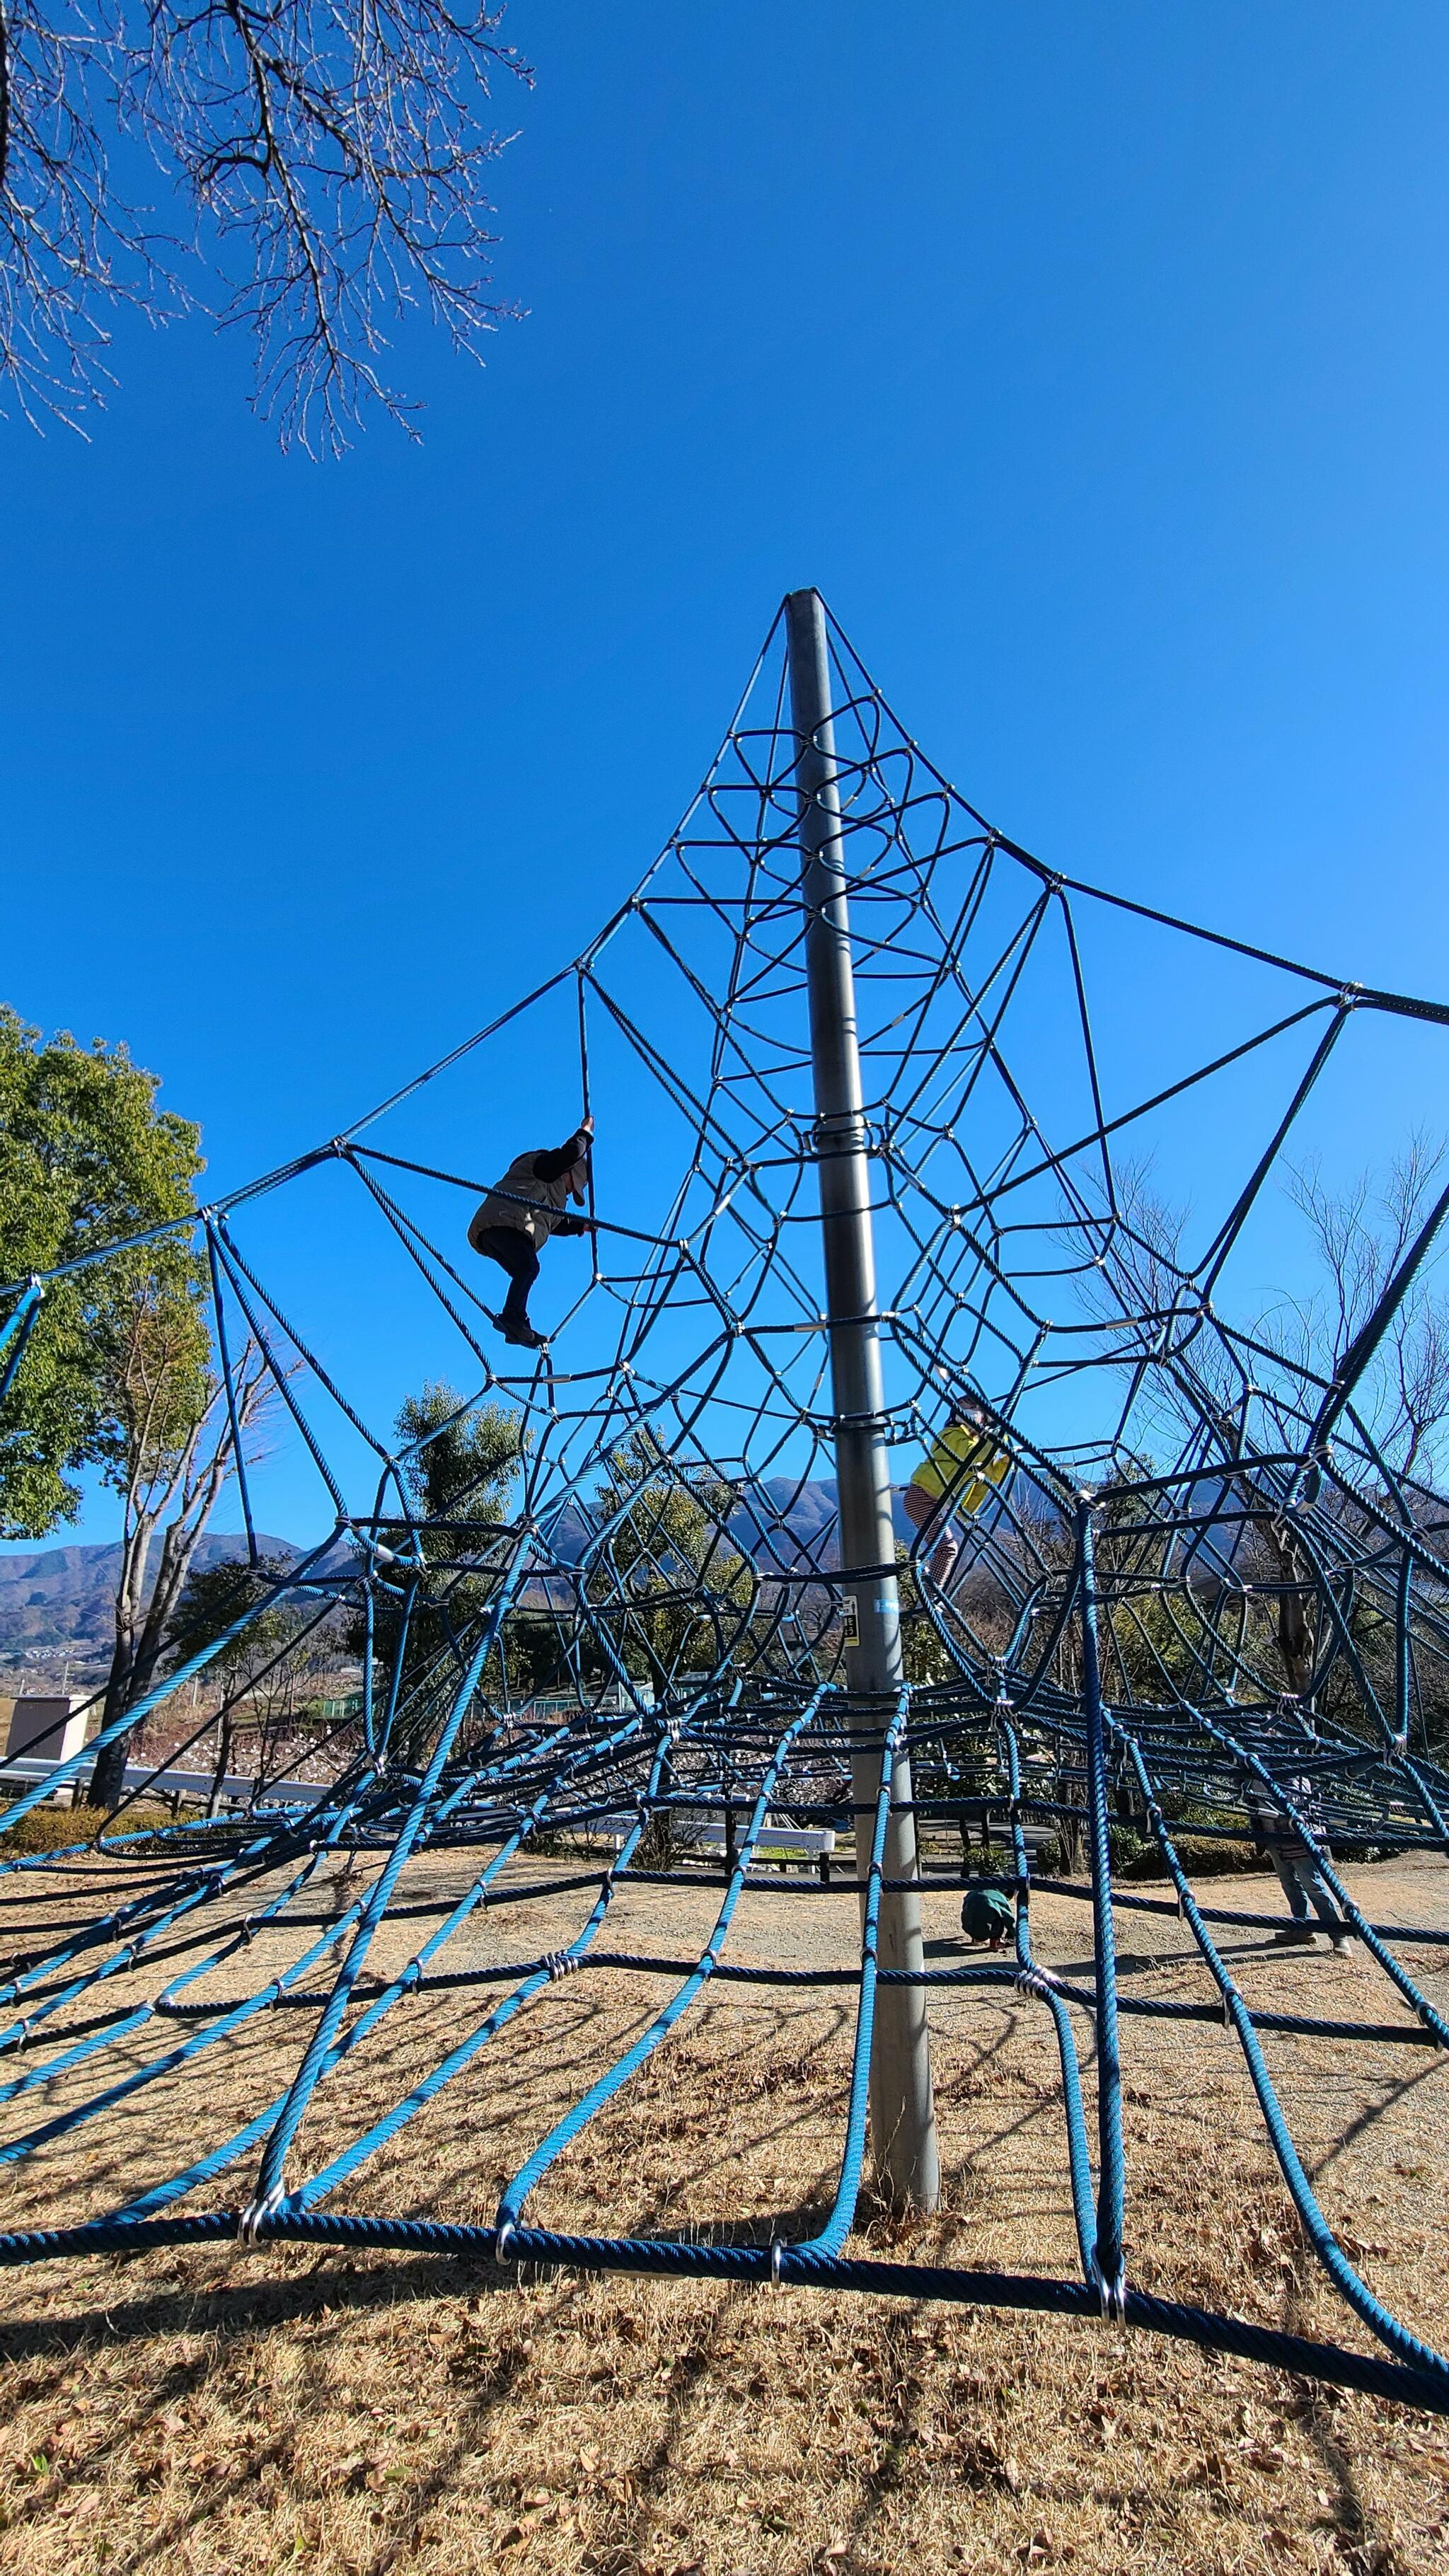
top-left (3, 596), bottom-right (1448, 2408)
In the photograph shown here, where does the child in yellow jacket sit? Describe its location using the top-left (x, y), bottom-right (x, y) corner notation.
top-left (902, 1399), bottom-right (1012, 1586)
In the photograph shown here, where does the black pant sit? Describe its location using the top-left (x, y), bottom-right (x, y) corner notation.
top-left (471, 1225), bottom-right (539, 1329)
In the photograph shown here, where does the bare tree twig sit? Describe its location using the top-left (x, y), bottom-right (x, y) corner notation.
top-left (0, 0), bottom-right (530, 443)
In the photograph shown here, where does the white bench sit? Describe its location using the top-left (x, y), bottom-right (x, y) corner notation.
top-left (584, 1811), bottom-right (838, 1879)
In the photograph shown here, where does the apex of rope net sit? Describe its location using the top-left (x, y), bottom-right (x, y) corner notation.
top-left (784, 587), bottom-right (835, 687)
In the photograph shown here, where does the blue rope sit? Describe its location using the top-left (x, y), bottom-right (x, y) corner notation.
top-left (0, 2204), bottom-right (1441, 2415)
top-left (495, 1691), bottom-right (826, 2242)
top-left (0, 1282), bottom-right (42, 1411)
top-left (1119, 1726), bottom-right (1449, 2399)
top-left (1002, 1714), bottom-right (1097, 2282)
top-left (783, 1690), bottom-right (907, 2263)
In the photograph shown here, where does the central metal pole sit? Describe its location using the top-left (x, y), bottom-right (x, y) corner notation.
top-left (785, 585), bottom-right (940, 2215)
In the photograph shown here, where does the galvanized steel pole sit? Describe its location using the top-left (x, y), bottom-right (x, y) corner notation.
top-left (785, 586), bottom-right (940, 2214)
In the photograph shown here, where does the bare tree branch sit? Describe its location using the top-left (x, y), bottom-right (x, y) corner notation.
top-left (0, 0), bottom-right (530, 443)
top-left (91, 1317), bottom-right (277, 1807)
top-left (1274, 1131), bottom-right (1449, 1485)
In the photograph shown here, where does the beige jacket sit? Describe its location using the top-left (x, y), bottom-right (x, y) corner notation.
top-left (469, 1134), bottom-right (589, 1250)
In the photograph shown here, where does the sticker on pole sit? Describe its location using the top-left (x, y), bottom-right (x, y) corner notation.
top-left (842, 1593), bottom-right (860, 1646)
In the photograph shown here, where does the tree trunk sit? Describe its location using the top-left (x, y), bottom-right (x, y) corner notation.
top-left (1271, 1523), bottom-right (1317, 1701)
top-left (91, 1452), bottom-right (231, 1811)
top-left (89, 1518), bottom-right (154, 1810)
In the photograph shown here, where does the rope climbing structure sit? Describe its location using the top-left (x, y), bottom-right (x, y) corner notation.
top-left (3, 591), bottom-right (1449, 2410)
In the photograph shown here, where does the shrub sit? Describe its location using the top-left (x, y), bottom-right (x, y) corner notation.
top-left (1114, 1830), bottom-right (1269, 1881)
top-left (0, 1799), bottom-right (175, 1856)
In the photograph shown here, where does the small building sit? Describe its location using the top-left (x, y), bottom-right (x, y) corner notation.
top-left (1, 1696), bottom-right (92, 1764)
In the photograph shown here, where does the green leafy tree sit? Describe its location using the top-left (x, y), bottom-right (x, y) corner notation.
top-left (396, 1380), bottom-right (526, 1528)
top-left (1088, 1467), bottom-right (1216, 1708)
top-left (351, 1381), bottom-right (531, 1738)
top-left (895, 1545), bottom-right (959, 1688)
top-left (0, 1008), bottom-right (204, 1538)
top-left (586, 1428), bottom-right (750, 1693)
top-left (0, 1010), bottom-right (275, 1805)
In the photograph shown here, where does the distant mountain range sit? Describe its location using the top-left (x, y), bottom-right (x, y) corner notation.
top-left (0, 1476), bottom-right (954, 1664)
top-left (0, 1534), bottom-right (304, 1665)
top-left (527, 1477), bottom-right (853, 1578)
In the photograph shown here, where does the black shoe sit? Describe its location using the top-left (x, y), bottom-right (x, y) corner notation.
top-left (500, 1317), bottom-right (546, 1350)
top-left (1271, 1925), bottom-right (1316, 1946)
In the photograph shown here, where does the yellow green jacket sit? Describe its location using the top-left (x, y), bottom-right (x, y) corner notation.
top-left (908, 1421), bottom-right (1012, 1514)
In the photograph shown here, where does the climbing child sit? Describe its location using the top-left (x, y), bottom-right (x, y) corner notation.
top-left (903, 1394), bottom-right (1013, 1586)
top-left (468, 1116), bottom-right (594, 1349)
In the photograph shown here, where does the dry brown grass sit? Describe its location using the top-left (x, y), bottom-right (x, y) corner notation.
top-left (1, 1851), bottom-right (1448, 2574)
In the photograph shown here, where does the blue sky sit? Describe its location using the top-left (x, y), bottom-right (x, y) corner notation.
top-left (6, 3), bottom-right (1449, 1548)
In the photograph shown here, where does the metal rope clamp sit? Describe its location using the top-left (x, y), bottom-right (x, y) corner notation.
top-left (543, 1949), bottom-right (579, 1981)
top-left (1014, 1963), bottom-right (1061, 2001)
top-left (238, 2178), bottom-right (289, 2245)
top-left (1418, 2004), bottom-right (1449, 2050)
top-left (1092, 2260), bottom-right (1127, 2323)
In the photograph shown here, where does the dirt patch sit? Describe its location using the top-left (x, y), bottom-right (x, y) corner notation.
top-left (1, 1849), bottom-right (1448, 2572)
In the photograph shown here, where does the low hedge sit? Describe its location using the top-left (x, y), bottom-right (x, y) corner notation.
top-left (0, 1800), bottom-right (175, 1856)
top-left (1110, 1827), bottom-right (1269, 1880)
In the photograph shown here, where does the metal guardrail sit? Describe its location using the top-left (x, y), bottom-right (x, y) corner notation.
top-left (0, 1756), bottom-right (319, 1807)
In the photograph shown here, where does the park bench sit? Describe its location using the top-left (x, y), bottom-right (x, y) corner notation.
top-left (585, 1809), bottom-right (838, 1881)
